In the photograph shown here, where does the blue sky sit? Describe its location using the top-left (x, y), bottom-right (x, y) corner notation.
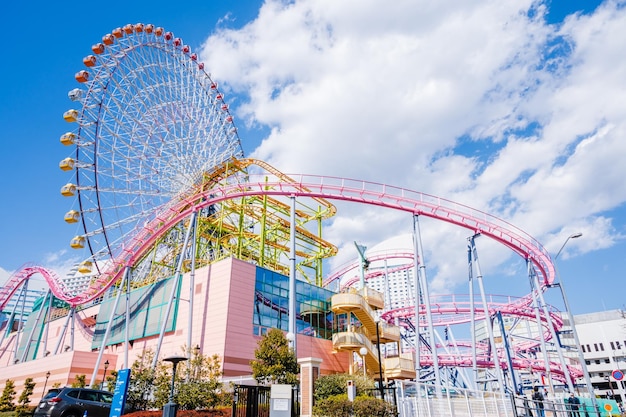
top-left (1, 0), bottom-right (625, 316)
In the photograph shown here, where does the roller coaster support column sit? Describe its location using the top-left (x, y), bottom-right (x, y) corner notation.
top-left (383, 260), bottom-right (391, 309)
top-left (412, 219), bottom-right (421, 379)
top-left (468, 243), bottom-right (478, 390)
top-left (529, 263), bottom-right (575, 393)
top-left (90, 266), bottom-right (130, 387)
top-left (1, 288), bottom-right (20, 344)
top-left (42, 291), bottom-right (53, 359)
top-left (124, 263), bottom-right (131, 369)
top-left (152, 210), bottom-right (198, 369)
top-left (52, 306), bottom-right (76, 355)
top-left (288, 196), bottom-right (297, 354)
top-left (496, 311), bottom-right (518, 393)
top-left (552, 233), bottom-right (599, 416)
top-left (469, 234), bottom-right (506, 393)
top-left (187, 216), bottom-right (199, 368)
top-left (20, 289), bottom-right (51, 362)
top-left (11, 280), bottom-right (29, 364)
top-left (413, 214), bottom-right (441, 392)
top-left (528, 260), bottom-right (554, 393)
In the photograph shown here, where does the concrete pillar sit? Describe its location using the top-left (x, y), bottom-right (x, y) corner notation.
top-left (298, 357), bottom-right (323, 417)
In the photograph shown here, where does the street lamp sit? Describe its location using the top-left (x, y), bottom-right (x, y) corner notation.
top-left (162, 355), bottom-right (188, 417)
top-left (359, 347), bottom-right (368, 376)
top-left (549, 233), bottom-right (599, 415)
top-left (103, 360), bottom-right (110, 390)
top-left (555, 232), bottom-right (583, 260)
top-left (41, 371), bottom-right (50, 400)
top-left (374, 317), bottom-right (385, 401)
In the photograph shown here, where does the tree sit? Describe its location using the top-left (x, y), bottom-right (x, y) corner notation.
top-left (250, 328), bottom-right (299, 385)
top-left (17, 377), bottom-right (35, 411)
top-left (176, 351), bottom-right (224, 410)
top-left (127, 347), bottom-right (228, 411)
top-left (314, 373), bottom-right (373, 402)
top-left (0, 379), bottom-right (16, 412)
top-left (104, 370), bottom-right (118, 392)
top-left (126, 349), bottom-right (158, 411)
top-left (71, 375), bottom-right (86, 388)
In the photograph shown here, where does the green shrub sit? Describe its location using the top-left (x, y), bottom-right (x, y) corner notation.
top-left (312, 394), bottom-right (353, 417)
top-left (312, 394), bottom-right (395, 417)
top-left (16, 406), bottom-right (36, 417)
top-left (352, 396), bottom-right (396, 417)
top-left (313, 373), bottom-right (373, 402)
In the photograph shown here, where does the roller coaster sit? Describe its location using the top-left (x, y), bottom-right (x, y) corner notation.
top-left (1, 157), bottom-right (586, 395)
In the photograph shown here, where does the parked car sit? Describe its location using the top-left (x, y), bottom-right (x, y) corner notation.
top-left (33, 387), bottom-right (114, 417)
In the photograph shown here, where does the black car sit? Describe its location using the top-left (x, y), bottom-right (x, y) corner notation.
top-left (34, 387), bottom-right (114, 417)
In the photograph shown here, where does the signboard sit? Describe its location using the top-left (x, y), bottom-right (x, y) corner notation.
top-left (612, 370), bottom-right (624, 381)
top-left (269, 384), bottom-right (292, 417)
top-left (109, 368), bottom-right (131, 417)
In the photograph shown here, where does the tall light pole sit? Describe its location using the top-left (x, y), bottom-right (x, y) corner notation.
top-left (555, 232), bottom-right (582, 260)
top-left (102, 360), bottom-right (109, 390)
top-left (374, 317), bottom-right (385, 401)
top-left (550, 232), bottom-right (598, 415)
top-left (163, 355), bottom-right (188, 417)
top-left (41, 371), bottom-right (50, 400)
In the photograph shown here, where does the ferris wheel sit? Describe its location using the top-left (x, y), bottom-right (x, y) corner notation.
top-left (59, 23), bottom-right (244, 279)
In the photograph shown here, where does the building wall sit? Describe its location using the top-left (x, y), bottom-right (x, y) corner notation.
top-left (575, 309), bottom-right (626, 403)
top-left (0, 257), bottom-right (348, 405)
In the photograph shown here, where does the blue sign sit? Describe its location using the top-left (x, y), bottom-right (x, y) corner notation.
top-left (110, 368), bottom-right (131, 417)
top-left (612, 369), bottom-right (624, 380)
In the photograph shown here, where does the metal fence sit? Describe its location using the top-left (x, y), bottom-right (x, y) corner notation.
top-left (232, 384), bottom-right (299, 417)
top-left (396, 382), bottom-right (514, 417)
top-left (395, 382), bottom-right (619, 417)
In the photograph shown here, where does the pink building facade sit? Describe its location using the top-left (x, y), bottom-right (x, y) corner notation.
top-left (0, 257), bottom-right (348, 405)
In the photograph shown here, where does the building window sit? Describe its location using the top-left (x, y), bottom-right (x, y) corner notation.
top-left (594, 343), bottom-right (599, 351)
top-left (582, 345), bottom-right (586, 353)
top-left (611, 342), bottom-right (615, 350)
top-left (600, 343), bottom-right (604, 351)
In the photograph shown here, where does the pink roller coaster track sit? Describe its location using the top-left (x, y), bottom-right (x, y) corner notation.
top-left (1, 173), bottom-right (571, 379)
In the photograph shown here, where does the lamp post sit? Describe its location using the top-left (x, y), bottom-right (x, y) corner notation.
top-left (550, 233), bottom-right (599, 415)
top-left (374, 317), bottom-right (385, 401)
top-left (555, 232), bottom-right (582, 260)
top-left (359, 347), bottom-right (368, 376)
top-left (162, 355), bottom-right (188, 417)
top-left (102, 360), bottom-right (109, 390)
top-left (41, 371), bottom-right (50, 400)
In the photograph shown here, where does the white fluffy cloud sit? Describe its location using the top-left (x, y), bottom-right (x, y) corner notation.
top-left (198, 0), bottom-right (626, 294)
